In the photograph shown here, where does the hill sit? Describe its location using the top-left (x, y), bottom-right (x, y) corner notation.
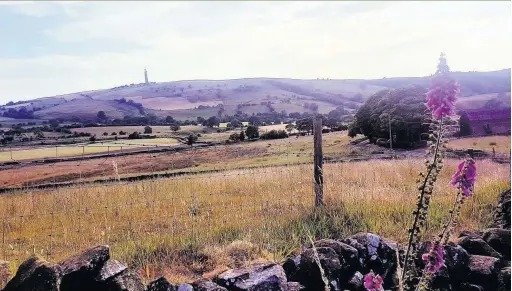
top-left (1, 69), bottom-right (510, 121)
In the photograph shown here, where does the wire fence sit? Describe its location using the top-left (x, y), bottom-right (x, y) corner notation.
top-left (0, 137), bottom-right (364, 273)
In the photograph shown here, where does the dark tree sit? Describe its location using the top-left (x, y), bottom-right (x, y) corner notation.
top-left (458, 112), bottom-right (472, 136)
top-left (97, 111), bottom-right (107, 120)
top-left (187, 134), bottom-right (198, 146)
top-left (204, 116), bottom-right (220, 128)
top-left (245, 125), bottom-right (259, 140)
top-left (239, 130), bottom-right (245, 141)
top-left (144, 126), bottom-right (152, 134)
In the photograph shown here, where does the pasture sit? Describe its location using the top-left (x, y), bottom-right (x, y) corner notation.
top-left (0, 158), bottom-right (508, 282)
top-left (447, 135), bottom-right (511, 155)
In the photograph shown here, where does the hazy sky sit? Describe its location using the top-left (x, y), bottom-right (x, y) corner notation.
top-left (1, 1), bottom-right (510, 103)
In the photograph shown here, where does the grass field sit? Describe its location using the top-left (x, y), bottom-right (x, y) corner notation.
top-left (0, 158), bottom-right (508, 283)
top-left (447, 135), bottom-right (511, 155)
top-left (0, 138), bottom-right (179, 162)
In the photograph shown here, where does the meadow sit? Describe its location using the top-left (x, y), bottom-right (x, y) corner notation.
top-left (0, 158), bottom-right (508, 283)
top-left (447, 135), bottom-right (511, 155)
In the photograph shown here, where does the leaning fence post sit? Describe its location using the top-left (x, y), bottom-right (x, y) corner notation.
top-left (313, 115), bottom-right (324, 207)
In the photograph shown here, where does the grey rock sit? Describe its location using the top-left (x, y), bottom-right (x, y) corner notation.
top-left (105, 270), bottom-right (146, 291)
top-left (467, 255), bottom-right (501, 290)
top-left (457, 236), bottom-right (503, 259)
top-left (177, 283), bottom-right (194, 291)
top-left (95, 259), bottom-right (127, 282)
top-left (313, 239), bottom-right (360, 272)
top-left (417, 242), bottom-right (470, 285)
top-left (345, 271), bottom-right (364, 291)
top-left (147, 277), bottom-right (177, 291)
top-left (3, 256), bottom-right (62, 291)
top-left (59, 245), bottom-right (110, 291)
top-left (459, 230), bottom-right (484, 240)
top-left (217, 262), bottom-right (287, 291)
top-left (483, 228), bottom-right (511, 260)
top-left (297, 247), bottom-right (341, 291)
top-left (497, 267), bottom-right (511, 291)
top-left (282, 255), bottom-right (301, 282)
top-left (192, 278), bottom-right (227, 291)
top-left (285, 281), bottom-right (304, 291)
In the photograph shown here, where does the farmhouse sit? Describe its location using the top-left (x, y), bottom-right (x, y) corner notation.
top-left (460, 107), bottom-right (511, 135)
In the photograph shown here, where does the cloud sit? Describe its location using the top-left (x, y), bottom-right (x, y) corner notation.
top-left (0, 1), bottom-right (510, 102)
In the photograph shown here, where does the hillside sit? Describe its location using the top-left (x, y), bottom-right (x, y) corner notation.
top-left (1, 69), bottom-right (510, 121)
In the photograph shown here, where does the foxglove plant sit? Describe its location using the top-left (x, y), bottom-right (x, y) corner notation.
top-left (416, 158), bottom-right (476, 290)
top-left (401, 53), bottom-right (460, 290)
top-left (364, 272), bottom-right (384, 291)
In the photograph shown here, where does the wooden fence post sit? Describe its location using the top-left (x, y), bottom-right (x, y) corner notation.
top-left (313, 115), bottom-right (324, 207)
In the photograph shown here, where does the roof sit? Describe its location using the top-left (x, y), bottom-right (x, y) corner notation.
top-left (462, 108), bottom-right (511, 122)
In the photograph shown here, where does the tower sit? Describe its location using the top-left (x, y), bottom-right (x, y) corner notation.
top-left (144, 68), bottom-right (149, 84)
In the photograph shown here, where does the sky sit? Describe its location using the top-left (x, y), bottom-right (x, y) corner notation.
top-left (0, 1), bottom-right (511, 103)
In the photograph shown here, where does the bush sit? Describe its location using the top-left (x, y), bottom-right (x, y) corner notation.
top-left (245, 125), bottom-right (259, 140)
top-left (229, 132), bottom-right (241, 142)
top-left (128, 132), bottom-right (141, 139)
top-left (119, 131), bottom-right (126, 135)
top-left (103, 132), bottom-right (109, 136)
top-left (260, 129), bottom-right (288, 140)
top-left (111, 132), bottom-right (117, 136)
top-left (144, 126), bottom-right (152, 134)
top-left (89, 135), bottom-right (97, 142)
top-left (321, 128), bottom-right (330, 134)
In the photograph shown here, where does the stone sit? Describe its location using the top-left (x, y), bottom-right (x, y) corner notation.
top-left (59, 245), bottom-right (110, 291)
top-left (483, 228), bottom-right (511, 260)
top-left (282, 255), bottom-right (301, 282)
top-left (0, 260), bottom-right (10, 285)
top-left (3, 256), bottom-right (62, 291)
top-left (493, 189), bottom-right (511, 229)
top-left (147, 277), bottom-right (177, 291)
top-left (313, 239), bottom-right (360, 273)
top-left (417, 242), bottom-right (470, 286)
top-left (345, 271), bottom-right (364, 291)
top-left (459, 283), bottom-right (484, 291)
top-left (192, 278), bottom-right (228, 291)
top-left (177, 284), bottom-right (194, 291)
top-left (285, 281), bottom-right (304, 291)
top-left (458, 230), bottom-right (484, 240)
top-left (467, 255), bottom-right (501, 290)
top-left (345, 233), bottom-right (398, 289)
top-left (95, 259), bottom-right (127, 282)
top-left (297, 247), bottom-right (341, 291)
top-left (497, 267), bottom-right (511, 291)
top-left (216, 262), bottom-right (287, 291)
top-left (105, 270), bottom-right (145, 291)
top-left (457, 236), bottom-right (503, 259)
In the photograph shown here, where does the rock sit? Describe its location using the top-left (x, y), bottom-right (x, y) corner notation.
top-left (192, 278), bottom-right (228, 291)
top-left (282, 255), bottom-right (301, 282)
top-left (417, 242), bottom-right (470, 286)
top-left (493, 189), bottom-right (511, 229)
top-left (313, 239), bottom-right (360, 273)
top-left (285, 281), bottom-right (304, 291)
top-left (95, 259), bottom-right (127, 282)
top-left (459, 283), bottom-right (484, 291)
top-left (147, 277), bottom-right (177, 291)
top-left (459, 230), bottom-right (484, 240)
top-left (3, 256), bottom-right (62, 291)
top-left (345, 233), bottom-right (398, 289)
top-left (467, 255), bottom-right (501, 290)
top-left (216, 262), bottom-right (287, 291)
top-left (457, 237), bottom-right (503, 259)
top-left (105, 270), bottom-right (145, 291)
top-left (345, 271), bottom-right (364, 291)
top-left (297, 247), bottom-right (341, 290)
top-left (0, 260), bottom-right (10, 285)
top-left (483, 228), bottom-right (511, 260)
top-left (497, 267), bottom-right (511, 291)
top-left (59, 245), bottom-right (110, 291)
top-left (177, 284), bottom-right (194, 291)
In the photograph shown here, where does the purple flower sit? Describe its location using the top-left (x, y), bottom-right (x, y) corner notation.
top-left (422, 242), bottom-right (444, 274)
top-left (450, 159), bottom-right (477, 197)
top-left (425, 76), bottom-right (459, 120)
top-left (364, 272), bottom-right (384, 291)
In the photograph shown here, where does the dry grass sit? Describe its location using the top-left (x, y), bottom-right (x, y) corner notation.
top-left (447, 136), bottom-right (511, 155)
top-left (0, 158), bottom-right (508, 282)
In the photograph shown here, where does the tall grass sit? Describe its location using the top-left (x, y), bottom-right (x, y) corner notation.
top-left (0, 159), bottom-right (508, 283)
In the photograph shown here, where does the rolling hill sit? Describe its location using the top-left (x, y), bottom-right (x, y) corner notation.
top-left (1, 69), bottom-right (510, 121)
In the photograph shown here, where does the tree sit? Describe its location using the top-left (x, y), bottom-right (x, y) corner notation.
top-left (245, 125), bottom-right (259, 140)
top-left (111, 132), bottom-right (117, 136)
top-left (229, 132), bottom-right (241, 142)
top-left (97, 111), bottom-right (107, 120)
top-left (204, 116), bottom-right (220, 128)
top-left (248, 115), bottom-right (260, 126)
top-left (187, 134), bottom-right (198, 146)
top-left (103, 132), bottom-right (109, 136)
top-left (89, 135), bottom-right (97, 142)
top-left (296, 118), bottom-right (313, 135)
top-left (229, 119), bottom-right (242, 128)
top-left (128, 132), bottom-right (141, 139)
top-left (165, 116), bottom-right (175, 124)
top-left (239, 130), bottom-right (245, 141)
top-left (285, 123), bottom-right (296, 133)
top-left (144, 126), bottom-right (152, 134)
top-left (349, 86), bottom-right (429, 148)
top-left (458, 112), bottom-right (472, 136)
top-left (170, 124), bottom-right (181, 132)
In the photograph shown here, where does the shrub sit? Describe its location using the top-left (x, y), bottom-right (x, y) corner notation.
top-left (260, 129), bottom-right (288, 140)
top-left (111, 132), bottom-right (117, 136)
top-left (128, 132), bottom-right (141, 139)
top-left (119, 131), bottom-right (126, 135)
top-left (89, 135), bottom-right (97, 142)
top-left (144, 126), bottom-right (152, 134)
top-left (103, 132), bottom-right (109, 136)
top-left (245, 125), bottom-right (259, 140)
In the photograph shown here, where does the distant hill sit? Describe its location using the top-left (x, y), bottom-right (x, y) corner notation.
top-left (1, 69), bottom-right (510, 121)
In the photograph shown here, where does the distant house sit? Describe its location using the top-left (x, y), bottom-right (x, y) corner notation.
top-left (241, 122), bottom-right (249, 127)
top-left (460, 108), bottom-right (511, 135)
